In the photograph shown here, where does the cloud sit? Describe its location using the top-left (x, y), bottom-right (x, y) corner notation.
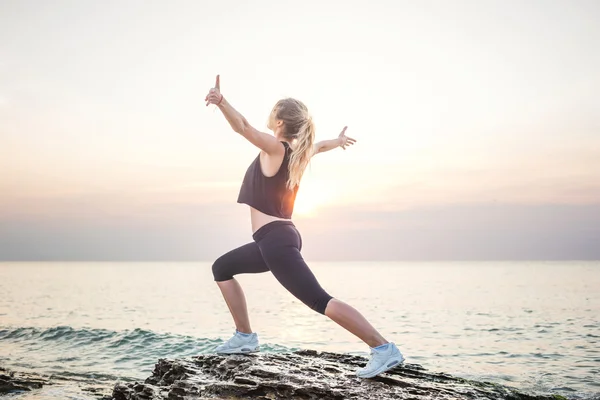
top-left (1, 201), bottom-right (599, 261)
top-left (297, 202), bottom-right (600, 261)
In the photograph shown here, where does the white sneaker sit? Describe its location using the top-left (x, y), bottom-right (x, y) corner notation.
top-left (215, 331), bottom-right (259, 355)
top-left (356, 342), bottom-right (405, 378)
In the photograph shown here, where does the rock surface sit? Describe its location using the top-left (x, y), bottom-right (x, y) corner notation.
top-left (110, 350), bottom-right (564, 400)
top-left (0, 366), bottom-right (114, 399)
top-left (0, 366), bottom-right (47, 394)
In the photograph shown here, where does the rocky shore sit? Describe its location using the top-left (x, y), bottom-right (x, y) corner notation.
top-left (0, 367), bottom-right (46, 394)
top-left (1, 351), bottom-right (571, 400)
top-left (110, 350), bottom-right (568, 400)
top-left (0, 366), bottom-right (112, 399)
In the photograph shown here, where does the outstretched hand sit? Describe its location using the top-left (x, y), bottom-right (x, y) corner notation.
top-left (205, 75), bottom-right (222, 106)
top-left (338, 126), bottom-right (356, 150)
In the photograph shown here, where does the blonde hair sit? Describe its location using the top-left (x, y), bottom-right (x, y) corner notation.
top-left (272, 98), bottom-right (315, 189)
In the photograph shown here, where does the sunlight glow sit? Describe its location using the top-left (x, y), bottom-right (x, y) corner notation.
top-left (293, 181), bottom-right (337, 218)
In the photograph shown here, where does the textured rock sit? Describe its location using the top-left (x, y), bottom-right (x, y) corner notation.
top-left (110, 350), bottom-right (563, 400)
top-left (0, 366), bottom-right (47, 394)
top-left (0, 366), bottom-right (115, 399)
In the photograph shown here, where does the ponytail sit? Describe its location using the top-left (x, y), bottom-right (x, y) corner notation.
top-left (287, 116), bottom-right (315, 189)
top-left (271, 98), bottom-right (316, 189)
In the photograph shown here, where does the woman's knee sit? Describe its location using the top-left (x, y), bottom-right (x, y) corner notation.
top-left (212, 255), bottom-right (233, 282)
top-left (311, 294), bottom-right (334, 315)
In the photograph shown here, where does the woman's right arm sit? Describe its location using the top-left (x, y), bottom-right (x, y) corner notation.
top-left (205, 75), bottom-right (283, 156)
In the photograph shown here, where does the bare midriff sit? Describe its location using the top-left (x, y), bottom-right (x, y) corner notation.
top-left (250, 206), bottom-right (291, 233)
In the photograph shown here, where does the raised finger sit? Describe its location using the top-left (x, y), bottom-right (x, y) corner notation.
top-left (215, 75), bottom-right (220, 90)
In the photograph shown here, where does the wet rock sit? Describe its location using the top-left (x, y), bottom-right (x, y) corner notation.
top-left (0, 366), bottom-right (115, 399)
top-left (0, 366), bottom-right (47, 394)
top-left (110, 350), bottom-right (564, 400)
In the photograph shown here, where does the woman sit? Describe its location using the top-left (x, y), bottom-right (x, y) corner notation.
top-left (205, 75), bottom-right (404, 378)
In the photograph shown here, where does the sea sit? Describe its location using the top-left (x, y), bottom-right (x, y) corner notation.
top-left (0, 261), bottom-right (598, 399)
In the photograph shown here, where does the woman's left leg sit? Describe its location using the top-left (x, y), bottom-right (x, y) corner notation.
top-left (256, 224), bottom-right (388, 348)
top-left (256, 222), bottom-right (405, 378)
top-left (324, 299), bottom-right (388, 348)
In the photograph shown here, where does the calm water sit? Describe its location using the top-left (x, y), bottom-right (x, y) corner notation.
top-left (0, 261), bottom-right (599, 399)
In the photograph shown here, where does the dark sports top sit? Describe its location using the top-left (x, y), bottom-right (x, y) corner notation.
top-left (237, 142), bottom-right (299, 219)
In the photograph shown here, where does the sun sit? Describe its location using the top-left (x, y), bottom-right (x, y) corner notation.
top-left (293, 193), bottom-right (320, 217)
top-left (293, 180), bottom-right (334, 217)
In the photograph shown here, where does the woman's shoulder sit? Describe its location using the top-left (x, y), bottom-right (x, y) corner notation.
top-left (280, 141), bottom-right (293, 152)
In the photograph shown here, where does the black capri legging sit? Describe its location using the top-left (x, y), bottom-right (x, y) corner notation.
top-left (212, 220), bottom-right (334, 315)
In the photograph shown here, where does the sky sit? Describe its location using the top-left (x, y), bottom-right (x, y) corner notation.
top-left (1, 0), bottom-right (599, 261)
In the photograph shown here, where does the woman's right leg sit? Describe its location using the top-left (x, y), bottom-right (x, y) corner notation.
top-left (212, 242), bottom-right (269, 333)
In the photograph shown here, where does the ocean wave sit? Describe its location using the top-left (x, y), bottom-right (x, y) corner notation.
top-left (0, 325), bottom-right (296, 382)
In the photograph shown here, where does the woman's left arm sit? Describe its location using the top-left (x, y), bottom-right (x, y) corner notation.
top-left (313, 126), bottom-right (356, 155)
top-left (205, 75), bottom-right (283, 156)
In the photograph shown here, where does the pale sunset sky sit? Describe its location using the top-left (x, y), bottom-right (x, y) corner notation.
top-left (1, 0), bottom-right (599, 260)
